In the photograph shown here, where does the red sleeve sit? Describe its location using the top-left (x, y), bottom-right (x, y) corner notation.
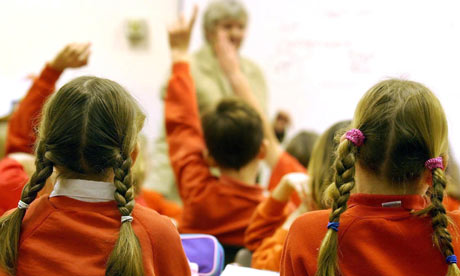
top-left (444, 196), bottom-right (460, 212)
top-left (268, 152), bottom-right (306, 206)
top-left (165, 62), bottom-right (217, 201)
top-left (251, 228), bottom-right (288, 272)
top-left (0, 157), bottom-right (28, 216)
top-left (6, 64), bottom-right (61, 155)
top-left (244, 196), bottom-right (294, 252)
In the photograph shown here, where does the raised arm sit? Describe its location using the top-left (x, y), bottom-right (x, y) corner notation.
top-left (214, 31), bottom-right (282, 168)
top-left (6, 43), bottom-right (91, 155)
top-left (165, 7), bottom-right (218, 199)
top-left (245, 172), bottom-right (309, 251)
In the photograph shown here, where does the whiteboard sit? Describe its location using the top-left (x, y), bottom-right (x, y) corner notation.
top-left (182, 0), bottom-right (460, 159)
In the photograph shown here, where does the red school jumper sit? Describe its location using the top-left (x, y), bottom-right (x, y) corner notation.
top-left (165, 62), bottom-right (303, 246)
top-left (281, 193), bottom-right (460, 276)
top-left (1, 196), bottom-right (190, 276)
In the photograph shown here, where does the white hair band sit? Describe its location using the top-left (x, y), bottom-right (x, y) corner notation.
top-left (18, 200), bottom-right (29, 210)
top-left (121, 216), bottom-right (133, 223)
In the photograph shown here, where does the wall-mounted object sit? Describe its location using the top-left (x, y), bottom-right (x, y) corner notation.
top-left (125, 18), bottom-right (149, 49)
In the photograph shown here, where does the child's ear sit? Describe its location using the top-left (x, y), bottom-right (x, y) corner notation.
top-left (130, 142), bottom-right (140, 166)
top-left (257, 139), bottom-right (269, 160)
top-left (422, 169), bottom-right (432, 187)
top-left (203, 149), bottom-right (218, 167)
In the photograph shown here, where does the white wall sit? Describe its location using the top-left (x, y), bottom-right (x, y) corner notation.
top-left (183, 0), bottom-right (460, 160)
top-left (0, 0), bottom-right (178, 138)
top-left (2, 0), bottom-right (460, 161)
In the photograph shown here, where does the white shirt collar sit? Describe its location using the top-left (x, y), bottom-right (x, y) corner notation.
top-left (50, 179), bottom-right (116, 203)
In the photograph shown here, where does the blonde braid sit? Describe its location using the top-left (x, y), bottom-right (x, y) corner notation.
top-left (0, 145), bottom-right (53, 275)
top-left (105, 153), bottom-right (144, 276)
top-left (316, 139), bottom-right (357, 276)
top-left (430, 168), bottom-right (460, 276)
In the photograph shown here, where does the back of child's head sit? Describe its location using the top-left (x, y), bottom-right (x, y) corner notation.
top-left (307, 121), bottom-right (350, 210)
top-left (316, 79), bottom-right (459, 276)
top-left (285, 131), bottom-right (319, 168)
top-left (202, 98), bottom-right (264, 171)
top-left (0, 76), bottom-right (146, 276)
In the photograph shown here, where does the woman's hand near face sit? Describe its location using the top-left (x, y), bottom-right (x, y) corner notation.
top-left (215, 29), bottom-right (241, 77)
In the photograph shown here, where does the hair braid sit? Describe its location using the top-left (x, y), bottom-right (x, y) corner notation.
top-left (316, 140), bottom-right (357, 276)
top-left (430, 168), bottom-right (460, 276)
top-left (20, 152), bottom-right (54, 205)
top-left (0, 147), bottom-right (53, 276)
top-left (106, 153), bottom-right (144, 276)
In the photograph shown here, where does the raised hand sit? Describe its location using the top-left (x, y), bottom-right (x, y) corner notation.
top-left (272, 172), bottom-right (310, 203)
top-left (168, 6), bottom-right (198, 62)
top-left (49, 42), bottom-right (91, 71)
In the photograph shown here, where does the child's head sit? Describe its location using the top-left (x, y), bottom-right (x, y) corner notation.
top-left (285, 131), bottom-right (319, 168)
top-left (202, 98), bottom-right (264, 171)
top-left (316, 79), bottom-right (458, 276)
top-left (307, 121), bottom-right (350, 210)
top-left (0, 76), bottom-right (146, 276)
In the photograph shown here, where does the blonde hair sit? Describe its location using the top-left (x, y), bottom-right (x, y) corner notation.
top-left (0, 119), bottom-right (8, 158)
top-left (0, 76), bottom-right (146, 276)
top-left (131, 134), bottom-right (148, 196)
top-left (308, 121), bottom-right (350, 210)
top-left (203, 0), bottom-right (248, 38)
top-left (316, 79), bottom-right (459, 276)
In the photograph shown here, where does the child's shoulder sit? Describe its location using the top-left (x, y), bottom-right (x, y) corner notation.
top-left (295, 209), bottom-right (330, 226)
top-left (133, 204), bottom-right (178, 236)
top-left (290, 209), bottom-right (331, 237)
top-left (285, 209), bottom-right (331, 255)
top-left (448, 210), bottom-right (460, 223)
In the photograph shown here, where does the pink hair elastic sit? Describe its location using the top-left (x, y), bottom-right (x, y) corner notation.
top-left (345, 129), bottom-right (365, 147)
top-left (425, 157), bottom-right (444, 170)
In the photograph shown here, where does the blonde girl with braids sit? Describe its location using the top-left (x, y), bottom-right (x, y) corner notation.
top-left (0, 76), bottom-right (190, 276)
top-left (280, 79), bottom-right (460, 276)
top-left (244, 121), bottom-right (350, 272)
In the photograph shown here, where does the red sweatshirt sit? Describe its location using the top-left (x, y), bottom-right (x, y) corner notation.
top-left (444, 195), bottom-right (460, 212)
top-left (244, 196), bottom-right (293, 271)
top-left (0, 65), bottom-right (60, 216)
top-left (281, 194), bottom-right (460, 276)
top-left (244, 151), bottom-right (306, 271)
top-left (1, 196), bottom-right (190, 276)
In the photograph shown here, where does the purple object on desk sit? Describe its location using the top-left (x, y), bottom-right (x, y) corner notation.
top-left (181, 234), bottom-right (225, 276)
